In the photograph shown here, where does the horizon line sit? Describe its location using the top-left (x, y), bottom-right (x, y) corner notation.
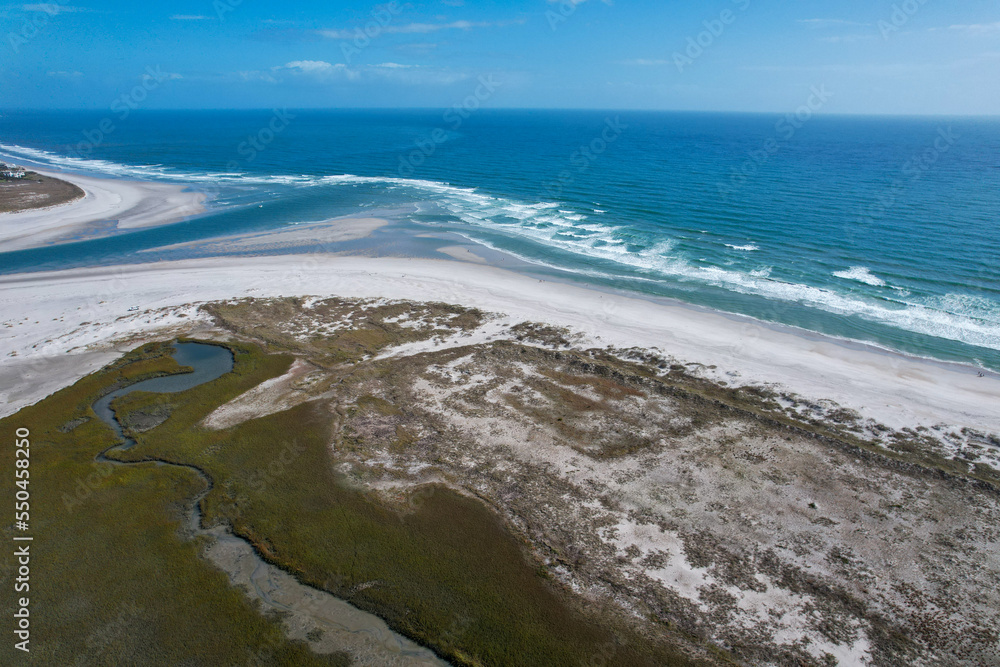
top-left (2, 107), bottom-right (999, 119)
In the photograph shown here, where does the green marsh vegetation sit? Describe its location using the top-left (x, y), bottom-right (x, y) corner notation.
top-left (0, 341), bottom-right (346, 665)
top-left (5, 295), bottom-right (991, 665)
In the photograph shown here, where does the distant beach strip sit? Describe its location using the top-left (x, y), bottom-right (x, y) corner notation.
top-left (0, 166), bottom-right (84, 214)
top-left (0, 167), bottom-right (204, 252)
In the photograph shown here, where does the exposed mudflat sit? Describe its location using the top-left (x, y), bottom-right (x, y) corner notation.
top-left (200, 524), bottom-right (446, 665)
top-left (198, 297), bottom-right (1000, 666)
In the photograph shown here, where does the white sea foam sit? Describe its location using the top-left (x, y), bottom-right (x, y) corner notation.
top-left (833, 266), bottom-right (886, 287)
top-left (0, 143), bottom-right (317, 187)
top-left (430, 182), bottom-right (1000, 351)
top-left (726, 243), bottom-right (760, 251)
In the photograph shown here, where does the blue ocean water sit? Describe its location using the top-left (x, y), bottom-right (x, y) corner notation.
top-left (1, 109), bottom-right (998, 370)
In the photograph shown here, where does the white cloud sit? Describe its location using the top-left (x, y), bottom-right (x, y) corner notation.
top-left (948, 22), bottom-right (1000, 33)
top-left (389, 20), bottom-right (487, 33)
top-left (47, 70), bottom-right (83, 77)
top-left (274, 60), bottom-right (360, 81)
top-left (250, 61), bottom-right (471, 87)
top-left (318, 19), bottom-right (522, 39)
top-left (316, 28), bottom-right (352, 39)
top-left (281, 60), bottom-right (336, 73)
top-left (22, 3), bottom-right (91, 14)
top-left (619, 59), bottom-right (669, 66)
top-left (170, 14), bottom-right (211, 20)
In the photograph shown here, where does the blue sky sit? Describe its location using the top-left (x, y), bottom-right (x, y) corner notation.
top-left (1, 0), bottom-right (998, 114)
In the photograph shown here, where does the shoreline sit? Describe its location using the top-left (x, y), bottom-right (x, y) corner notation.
top-left (0, 167), bottom-right (205, 251)
top-left (1, 254), bottom-right (997, 438)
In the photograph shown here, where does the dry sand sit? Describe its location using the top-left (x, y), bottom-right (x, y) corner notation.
top-left (0, 255), bottom-right (997, 440)
top-left (0, 168), bottom-right (205, 251)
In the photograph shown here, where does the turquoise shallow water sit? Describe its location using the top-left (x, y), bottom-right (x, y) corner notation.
top-left (1, 109), bottom-right (998, 369)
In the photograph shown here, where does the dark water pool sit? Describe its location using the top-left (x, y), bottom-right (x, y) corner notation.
top-left (92, 342), bottom-right (234, 440)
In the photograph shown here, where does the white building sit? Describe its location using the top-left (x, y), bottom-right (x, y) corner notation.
top-left (0, 162), bottom-right (26, 179)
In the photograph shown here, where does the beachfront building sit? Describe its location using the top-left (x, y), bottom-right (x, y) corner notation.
top-left (0, 162), bottom-right (27, 179)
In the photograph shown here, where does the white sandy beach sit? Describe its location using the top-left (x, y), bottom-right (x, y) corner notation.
top-left (0, 168), bottom-right (205, 251)
top-left (1, 255), bottom-right (997, 440)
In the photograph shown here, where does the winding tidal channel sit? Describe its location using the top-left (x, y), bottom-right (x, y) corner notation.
top-left (92, 341), bottom-right (446, 666)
